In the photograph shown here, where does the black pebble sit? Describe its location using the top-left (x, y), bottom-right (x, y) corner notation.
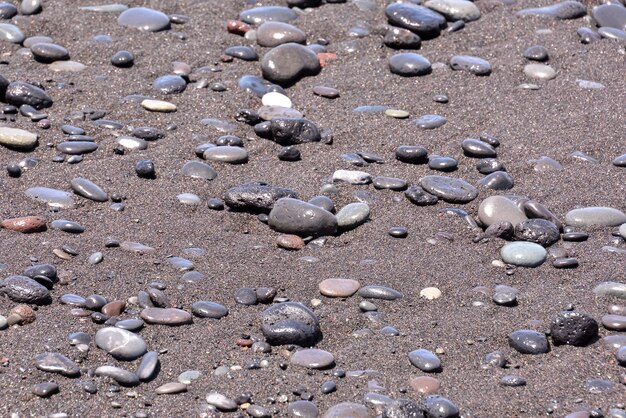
top-left (111, 51), bottom-right (134, 68)
top-left (388, 227), bottom-right (408, 238)
top-left (207, 198), bottom-right (225, 210)
top-left (320, 381), bottom-right (336, 394)
top-left (278, 146), bottom-right (301, 161)
top-left (135, 160), bottom-right (155, 178)
top-left (7, 163), bottom-right (21, 177)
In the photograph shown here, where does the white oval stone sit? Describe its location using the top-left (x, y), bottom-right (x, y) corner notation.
top-left (332, 170), bottom-right (372, 185)
top-left (420, 287), bottom-right (442, 300)
top-left (49, 60), bottom-right (86, 72)
top-left (262, 91), bottom-right (292, 108)
top-left (523, 63), bottom-right (556, 80)
top-left (0, 127), bottom-right (38, 149)
top-left (141, 99), bottom-right (177, 112)
top-left (565, 207), bottom-right (626, 227)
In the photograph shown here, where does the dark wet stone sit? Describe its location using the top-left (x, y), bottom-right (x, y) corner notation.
top-left (0, 3), bottom-right (18, 19)
top-left (95, 365), bottom-right (139, 386)
top-left (239, 6), bottom-right (298, 25)
top-left (523, 45), bottom-right (549, 61)
top-left (136, 351), bottom-right (160, 381)
top-left (562, 232), bottom-right (588, 242)
top-left (23, 264), bottom-right (57, 283)
top-left (389, 226), bottom-right (408, 238)
top-left (118, 7), bottom-right (171, 32)
top-left (493, 285), bottom-right (518, 306)
top-left (405, 186), bottom-right (438, 206)
top-left (30, 43), bottom-right (69, 63)
top-left (477, 171), bottom-right (514, 190)
top-left (135, 160), bottom-right (156, 178)
top-left (153, 75), bottom-right (186, 94)
top-left (517, 1), bottom-right (587, 19)
top-left (396, 145), bottom-right (428, 164)
top-left (415, 114), bottom-right (447, 129)
top-left (35, 352), bottom-right (80, 377)
top-left (449, 55), bottom-right (491, 76)
top-left (71, 177), bottom-right (107, 201)
top-left (50, 219), bottom-right (84, 234)
top-left (321, 381), bottom-right (337, 394)
top-left (257, 22), bottom-right (306, 47)
top-left (132, 126), bottom-right (164, 140)
top-left (269, 198), bottom-right (337, 237)
top-left (261, 301), bottom-right (321, 346)
top-left (207, 198), bottom-right (225, 210)
top-left (409, 349), bottom-right (441, 372)
top-left (429, 156), bottom-right (457, 172)
top-left (85, 294), bottom-right (107, 310)
top-left (358, 285), bottom-right (403, 300)
top-left (514, 219), bottom-right (560, 246)
top-left (269, 118), bottom-right (321, 145)
top-left (57, 141), bottom-right (98, 155)
top-left (500, 375), bottom-right (527, 387)
top-left (389, 53), bottom-right (431, 76)
top-left (462, 138), bottom-right (496, 157)
top-left (235, 288), bottom-right (258, 305)
top-left (225, 45), bottom-right (258, 61)
top-left (115, 319), bottom-right (144, 332)
top-left (476, 158), bottom-right (504, 175)
top-left (420, 175), bottom-right (478, 203)
top-left (5, 82), bottom-right (52, 109)
top-left (32, 382), bottom-right (59, 397)
top-left (552, 257), bottom-right (579, 268)
top-left (384, 26), bottom-right (422, 49)
top-left (550, 311), bottom-right (598, 346)
top-left (508, 329), bottom-right (550, 354)
top-left (385, 3), bottom-right (446, 39)
top-left (261, 43), bottom-right (320, 86)
top-left (215, 135), bottom-right (243, 147)
top-left (111, 50), bottom-right (134, 67)
top-left (313, 85), bottom-right (340, 98)
top-left (278, 146), bottom-right (301, 161)
top-left (224, 182), bottom-right (298, 213)
top-left (423, 395), bottom-right (460, 418)
top-left (1, 275), bottom-right (50, 304)
top-left (373, 176), bottom-right (408, 191)
top-left (192, 301), bottom-right (228, 319)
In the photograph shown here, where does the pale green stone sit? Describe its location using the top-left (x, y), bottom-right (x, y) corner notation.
top-left (500, 242), bottom-right (546, 267)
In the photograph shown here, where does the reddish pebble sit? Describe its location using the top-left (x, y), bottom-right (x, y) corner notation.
top-left (227, 20), bottom-right (251, 35)
top-left (317, 52), bottom-right (337, 68)
top-left (10, 304), bottom-right (36, 324)
top-left (237, 339), bottom-right (253, 347)
top-left (276, 234), bottom-right (305, 250)
top-left (0, 216), bottom-right (47, 233)
top-left (102, 300), bottom-right (126, 317)
top-left (220, 55), bottom-right (234, 63)
top-left (409, 376), bottom-right (441, 395)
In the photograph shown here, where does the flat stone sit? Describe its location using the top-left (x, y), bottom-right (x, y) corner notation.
top-left (56, 141), bottom-right (98, 155)
top-left (389, 53), bottom-right (431, 76)
top-left (34, 352), bottom-right (80, 377)
top-left (136, 351), bottom-right (160, 381)
top-left (408, 349), bottom-right (441, 372)
top-left (50, 219), bottom-right (84, 233)
top-left (261, 43), bottom-right (320, 86)
top-left (262, 92), bottom-right (292, 108)
top-left (257, 22), bottom-right (306, 47)
top-left (358, 285), bottom-right (403, 300)
top-left (32, 382), bottom-right (59, 398)
top-left (117, 136), bottom-right (148, 150)
top-left (80, 4), bottom-right (128, 12)
top-left (203, 146), bottom-right (248, 164)
top-left (425, 0), bottom-right (481, 22)
top-left (95, 365), bottom-right (139, 386)
top-left (118, 7), bottom-right (170, 32)
top-left (478, 196), bottom-right (527, 227)
top-left (516, 1), bottom-right (587, 19)
top-left (71, 177), bottom-right (108, 202)
top-left (565, 207), bottom-right (626, 227)
top-left (396, 145), bottom-right (428, 163)
top-left (225, 45), bottom-right (258, 61)
top-left (601, 314), bottom-right (626, 331)
top-left (269, 198), bottom-right (338, 237)
top-left (178, 370), bottom-right (202, 384)
top-left (0, 23), bottom-right (25, 44)
top-left (192, 301), bottom-right (228, 319)
top-left (385, 3), bottom-right (446, 39)
top-left (405, 186), bottom-right (438, 206)
top-left (333, 170), bottom-right (372, 185)
top-left (94, 327), bottom-right (147, 361)
top-left (181, 161), bottom-right (217, 180)
top-left (500, 242), bottom-right (547, 267)
top-left (509, 329), bottom-right (550, 354)
top-left (261, 302), bottom-right (321, 346)
top-left (153, 75), bottom-right (187, 94)
top-left (277, 234), bottom-right (305, 250)
top-left (336, 202), bottom-right (370, 230)
top-left (462, 138), bottom-right (496, 157)
top-left (323, 402), bottom-right (370, 418)
top-left (289, 400), bottom-right (319, 417)
top-left (141, 99), bottom-right (176, 112)
top-left (239, 6), bottom-right (298, 25)
top-left (0, 127), bottom-right (38, 149)
top-left (594, 282), bottom-right (626, 299)
top-left (291, 348), bottom-right (335, 369)
top-left (140, 308), bottom-right (192, 326)
top-left (450, 55), bottom-right (492, 76)
top-left (1, 215), bottom-right (46, 233)
top-left (373, 176), bottom-right (407, 190)
top-left (156, 382), bottom-right (187, 394)
top-left (420, 175), bottom-right (478, 203)
top-left (206, 392), bottom-right (238, 411)
top-left (409, 376), bottom-right (441, 395)
top-left (319, 278), bottom-right (360, 297)
top-left (313, 85), bottom-right (340, 98)
top-left (0, 275), bottom-right (50, 304)
top-left (30, 43), bottom-right (69, 63)
top-left (523, 45), bottom-right (549, 61)
top-left (524, 63), bottom-right (556, 80)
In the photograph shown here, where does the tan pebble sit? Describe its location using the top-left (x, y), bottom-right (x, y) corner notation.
top-left (420, 287), bottom-right (442, 300)
top-left (276, 234), bottom-right (305, 250)
top-left (52, 248), bottom-right (72, 260)
top-left (7, 313), bottom-right (24, 326)
top-left (141, 99), bottom-right (177, 113)
top-left (409, 376), bottom-right (441, 395)
top-left (319, 278), bottom-right (360, 297)
top-left (385, 109), bottom-right (410, 119)
top-left (0, 216), bottom-right (46, 233)
top-left (10, 305), bottom-right (36, 324)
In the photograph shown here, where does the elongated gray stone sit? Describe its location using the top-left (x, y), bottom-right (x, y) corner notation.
top-left (136, 351), bottom-right (160, 381)
top-left (358, 285), bottom-right (403, 300)
top-left (516, 1), bottom-right (587, 19)
top-left (95, 327), bottom-right (147, 361)
top-left (95, 365), bottom-right (139, 386)
top-left (565, 207), bottom-right (626, 227)
top-left (34, 352), bottom-right (80, 377)
top-left (408, 349), bottom-right (441, 372)
top-left (71, 177), bottom-right (108, 202)
top-left (206, 392), bottom-right (238, 411)
top-left (594, 282), bottom-right (626, 299)
top-left (56, 141), bottom-right (98, 155)
top-left (0, 127), bottom-right (38, 150)
top-left (239, 6), bottom-right (298, 25)
top-left (449, 55), bottom-right (491, 76)
top-left (80, 4), bottom-right (128, 12)
top-left (385, 3), bottom-right (446, 39)
top-left (268, 198), bottom-right (338, 237)
top-left (225, 182), bottom-right (298, 213)
top-left (25, 187), bottom-right (74, 209)
top-left (118, 7), bottom-right (170, 32)
top-left (420, 175), bottom-right (478, 203)
top-left (156, 382), bottom-right (187, 394)
top-left (291, 349), bottom-right (335, 369)
top-left (203, 146), bottom-right (248, 164)
top-left (140, 308), bottom-right (193, 325)
top-left (0, 23), bottom-right (25, 44)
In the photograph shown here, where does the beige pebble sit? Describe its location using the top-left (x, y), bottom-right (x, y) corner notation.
top-left (141, 99), bottom-right (177, 112)
top-left (420, 287), bottom-right (442, 300)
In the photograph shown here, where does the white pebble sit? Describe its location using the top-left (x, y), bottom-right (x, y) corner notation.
top-left (262, 92), bottom-right (292, 108)
top-left (420, 287), bottom-right (442, 300)
top-left (141, 99), bottom-right (177, 112)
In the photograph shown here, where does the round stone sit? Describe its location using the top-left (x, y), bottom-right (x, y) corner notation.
top-left (322, 402), bottom-right (370, 418)
top-left (94, 327), bottom-right (147, 360)
top-left (523, 63), bottom-right (556, 80)
top-left (203, 146), bottom-right (248, 164)
top-left (192, 301), bottom-right (228, 319)
top-left (389, 227), bottom-right (408, 238)
top-left (601, 314), bottom-right (626, 331)
top-left (261, 302), bottom-right (321, 346)
top-left (551, 311), bottom-right (598, 346)
top-left (565, 207), bottom-right (626, 227)
top-left (140, 308), bottom-right (193, 326)
top-left (257, 22), bottom-right (306, 47)
top-left (424, 0), bottom-right (480, 21)
top-left (111, 50), bottom-right (134, 67)
top-left (514, 219), bottom-right (560, 247)
top-left (0, 127), bottom-right (38, 150)
top-left (268, 198), bottom-right (337, 237)
top-left (319, 278), bottom-right (360, 297)
top-left (291, 348), bottom-right (335, 369)
top-left (478, 196), bottom-right (527, 227)
top-left (336, 202), bottom-right (370, 230)
top-left (153, 75), bottom-right (187, 94)
top-left (30, 43), bottom-right (69, 63)
top-left (500, 242), bottom-right (547, 267)
top-left (449, 55), bottom-right (492, 76)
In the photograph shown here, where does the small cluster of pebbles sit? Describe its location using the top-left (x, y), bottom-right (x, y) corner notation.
top-left (0, 0), bottom-right (625, 416)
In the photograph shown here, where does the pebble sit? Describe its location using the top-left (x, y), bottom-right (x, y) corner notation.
top-left (34, 352), bottom-right (80, 377)
top-left (0, 275), bottom-right (50, 304)
top-left (141, 99), bottom-right (177, 112)
top-left (373, 176), bottom-right (407, 191)
top-left (0, 23), bottom-right (25, 44)
top-left (551, 311), bottom-right (598, 346)
top-left (0, 127), bottom-right (38, 150)
top-left (225, 182), bottom-right (297, 213)
top-left (425, 0), bottom-right (481, 22)
top-left (32, 382), bottom-right (59, 398)
top-left (408, 349), bottom-right (441, 372)
top-left (322, 402), bottom-right (370, 418)
top-left (516, 1), bottom-right (587, 19)
top-left (565, 207), bottom-right (626, 227)
top-left (478, 196), bottom-right (527, 227)
top-left (500, 242), bottom-right (547, 267)
top-left (388, 53), bottom-right (432, 76)
top-left (602, 314), bottom-right (626, 331)
top-left (118, 7), bottom-right (170, 32)
top-left (206, 392), bottom-right (238, 411)
top-left (262, 92), bottom-right (292, 108)
top-left (115, 319), bottom-right (144, 331)
top-left (1, 215), bottom-right (46, 233)
top-left (5, 82), bottom-right (53, 109)
top-left (423, 396), bottom-right (460, 418)
top-left (385, 3), bottom-right (446, 39)
top-left (420, 175), bottom-right (478, 203)
top-left (384, 27), bottom-right (421, 49)
top-left (140, 307), bottom-right (192, 326)
top-left (358, 285), bottom-right (403, 300)
top-left (278, 146), bottom-right (301, 161)
top-left (514, 219), bottom-right (560, 246)
top-left (319, 278), bottom-right (360, 297)
top-left (257, 22), bottom-right (306, 47)
top-left (153, 75), bottom-right (187, 94)
top-left (592, 4), bottom-right (626, 30)
top-left (415, 114), bottom-right (448, 129)
top-left (523, 45), bottom-right (549, 61)
top-left (261, 302), bottom-right (321, 346)
top-left (396, 145), bottom-right (428, 164)
top-left (593, 282), bottom-right (626, 299)
top-left (70, 177), bottom-right (108, 202)
top-left (405, 186), bottom-right (438, 206)
top-left (336, 202), bottom-right (370, 230)
top-left (291, 348), bottom-right (335, 369)
top-left (277, 234), bottom-right (305, 250)
top-left (449, 55), bottom-right (492, 76)
top-left (0, 3), bottom-right (17, 19)
top-left (95, 365), bottom-right (139, 386)
top-left (501, 375), bottom-right (527, 387)
top-left (524, 63), bottom-right (557, 80)
top-left (409, 376), bottom-right (441, 395)
top-left (203, 146), bottom-right (248, 164)
top-left (178, 370), bottom-right (201, 384)
top-left (30, 43), bottom-right (69, 63)
top-left (111, 50), bottom-right (134, 67)
top-left (181, 161), bottom-right (217, 180)
top-left (493, 285), bottom-right (518, 306)
top-left (429, 156), bottom-right (458, 172)
top-left (269, 198), bottom-right (337, 237)
top-left (269, 118), bottom-right (321, 145)
top-left (508, 329), bottom-right (550, 354)
top-left (192, 301), bottom-right (228, 318)
top-left (136, 351), bottom-right (160, 381)
top-left (478, 171), bottom-right (514, 190)
top-left (261, 43), bottom-right (321, 86)
top-left (57, 141), bottom-right (98, 155)
top-left (462, 138), bottom-right (496, 158)
top-left (225, 45), bottom-right (258, 61)
top-left (156, 382), bottom-right (187, 395)
top-left (94, 327), bottom-right (147, 360)
top-left (420, 287), bottom-right (442, 300)
top-left (239, 6), bottom-right (298, 25)
top-left (385, 109), bottom-right (410, 119)
top-left (313, 85), bottom-right (340, 98)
